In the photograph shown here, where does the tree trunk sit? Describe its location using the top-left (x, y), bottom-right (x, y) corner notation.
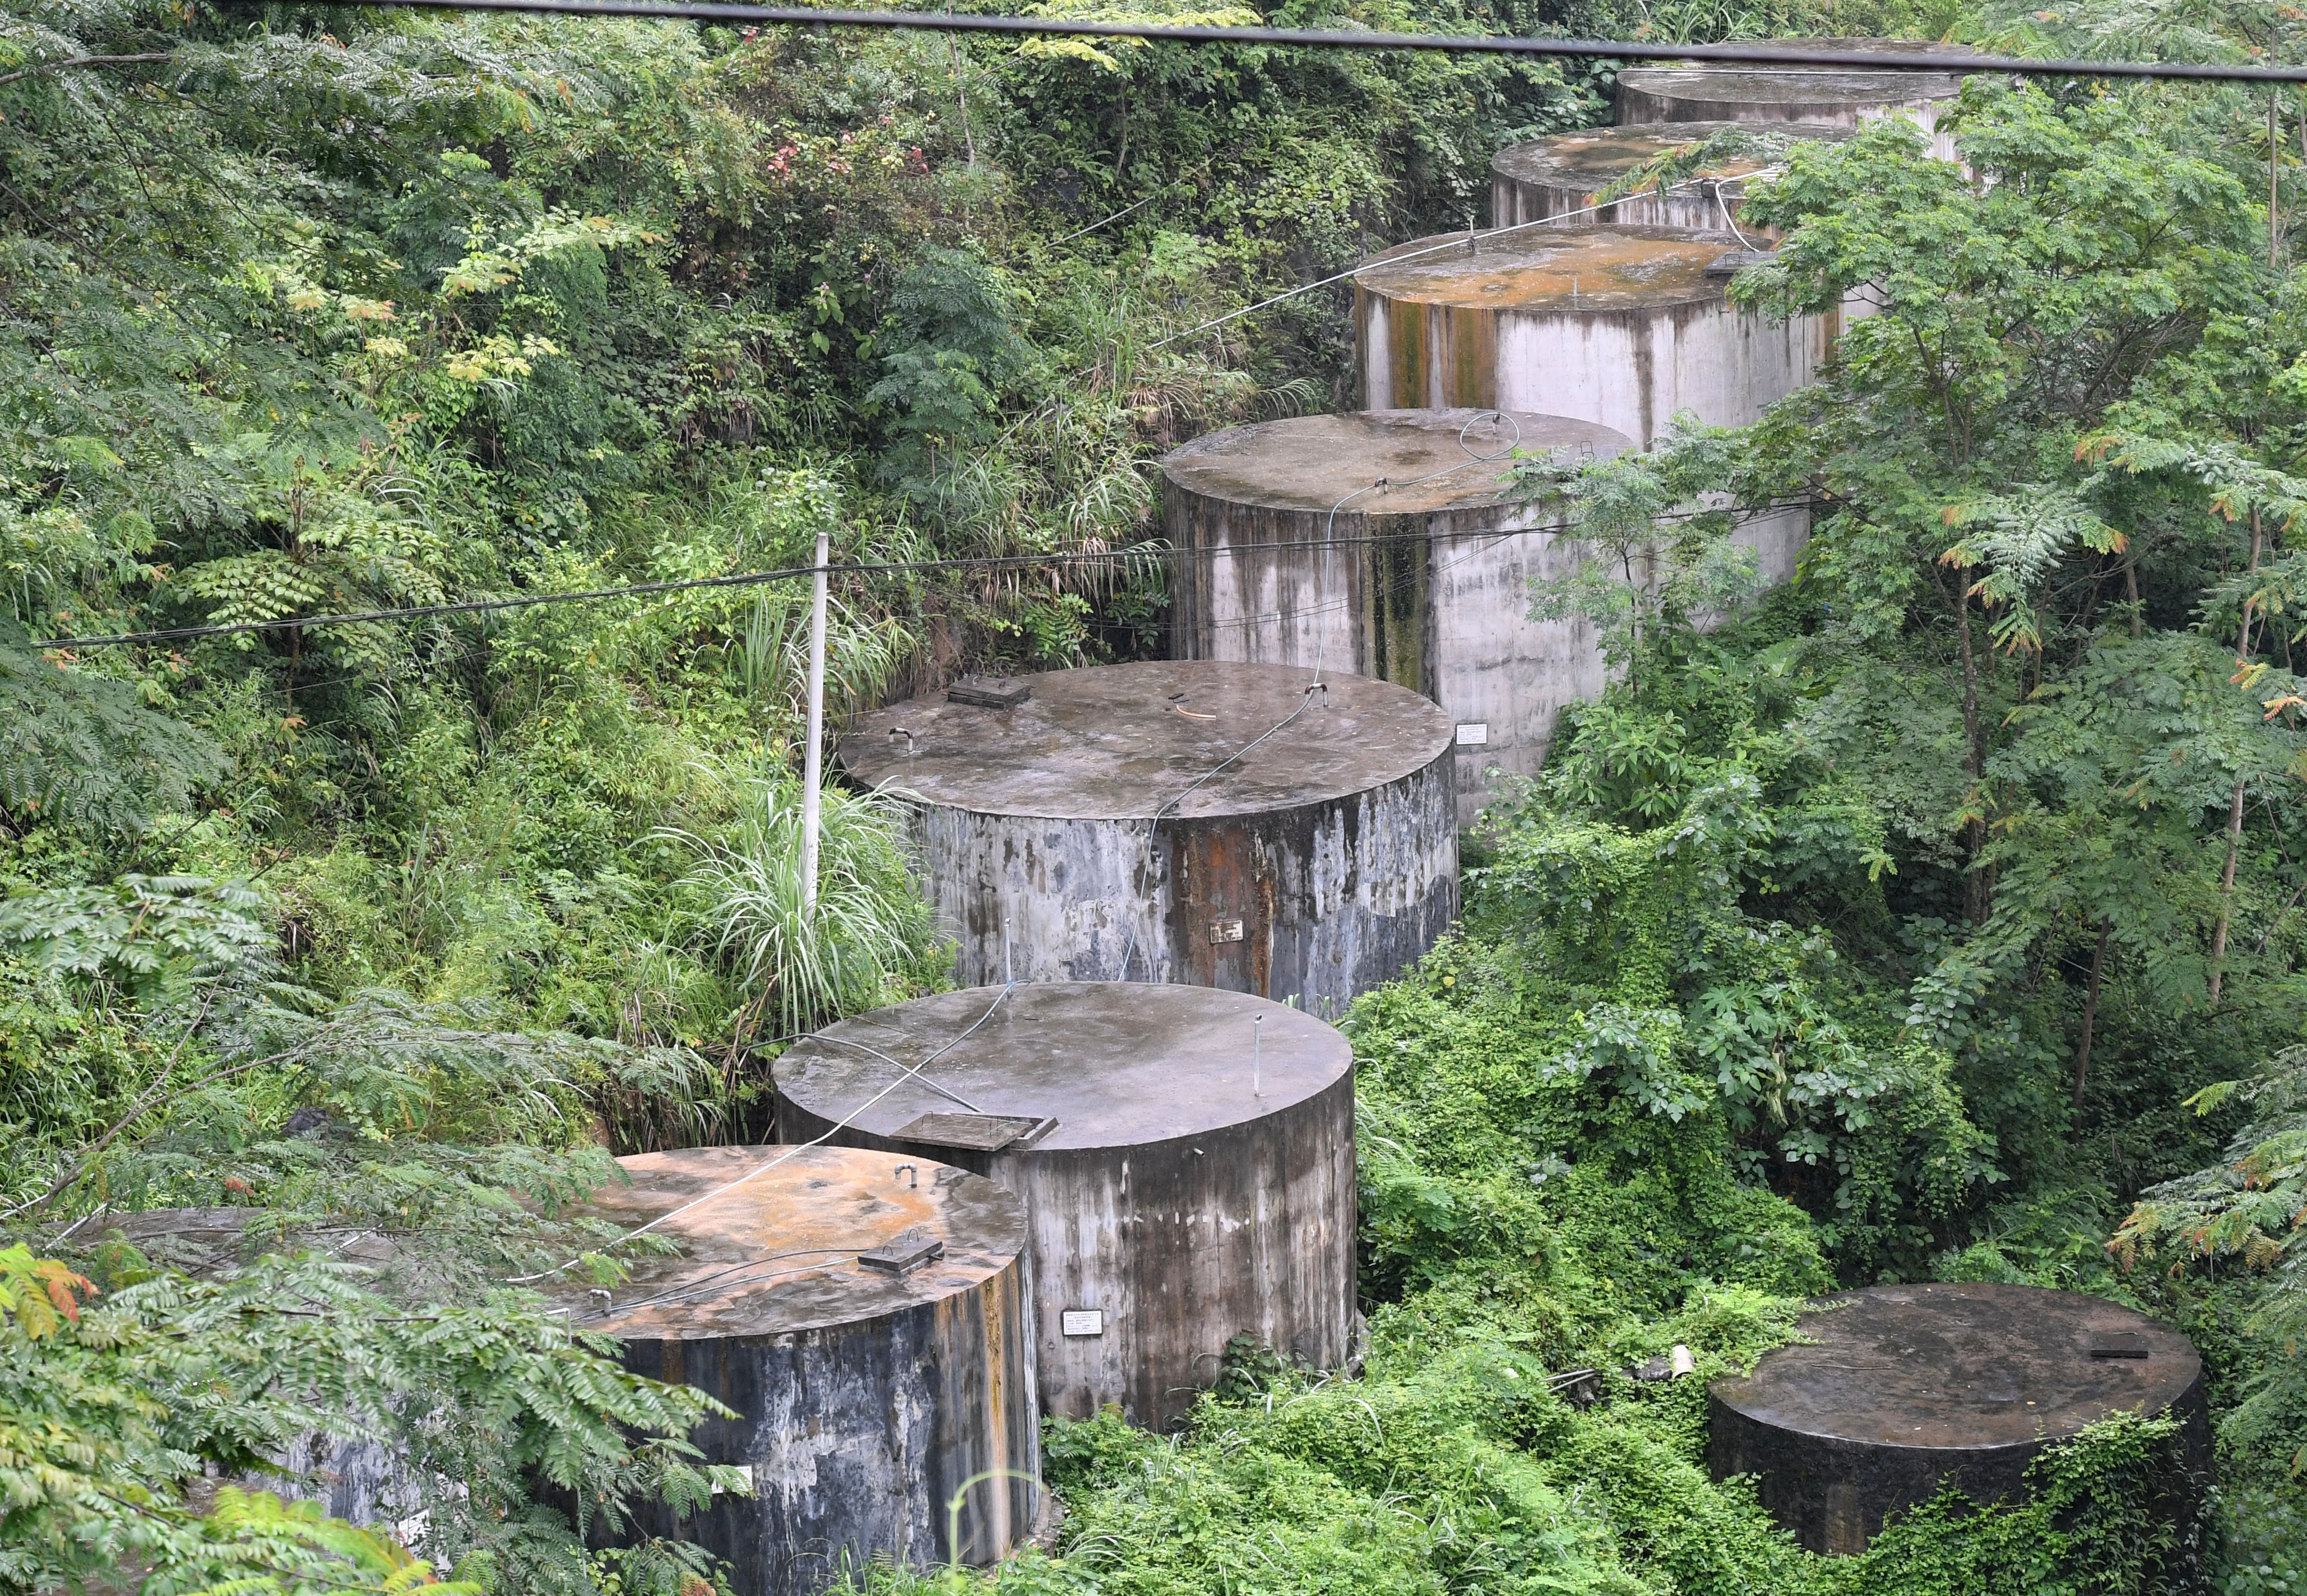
top-left (2073, 916), bottom-right (2111, 1111)
top-left (2209, 510), bottom-right (2265, 1006)
top-left (2209, 779), bottom-right (2246, 1008)
top-left (1953, 573), bottom-right (1990, 924)
top-left (950, 37), bottom-right (976, 168)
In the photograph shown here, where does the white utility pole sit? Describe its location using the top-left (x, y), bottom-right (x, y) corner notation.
top-left (800, 526), bottom-right (829, 913)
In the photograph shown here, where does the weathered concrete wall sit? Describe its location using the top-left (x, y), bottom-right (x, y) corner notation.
top-left (581, 1147), bottom-right (1039, 1596)
top-left (1490, 121), bottom-right (1853, 234)
top-left (102, 1209), bottom-right (421, 1532)
top-left (1354, 226), bottom-right (1818, 603)
top-left (1709, 1282), bottom-right (2212, 1560)
top-left (842, 663), bottom-right (1457, 1020)
top-left (1162, 409), bottom-right (1634, 816)
top-left (620, 1284), bottom-right (1035, 1590)
top-left (776, 983), bottom-right (1358, 1432)
top-left (1354, 226), bottom-right (1827, 443)
top-left (1613, 66), bottom-right (1966, 159)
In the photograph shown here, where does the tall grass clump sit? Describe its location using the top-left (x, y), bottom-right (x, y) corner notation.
top-left (666, 776), bottom-right (945, 1041)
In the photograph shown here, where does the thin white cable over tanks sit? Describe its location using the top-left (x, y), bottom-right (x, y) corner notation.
top-left (508, 980), bottom-right (1018, 1286)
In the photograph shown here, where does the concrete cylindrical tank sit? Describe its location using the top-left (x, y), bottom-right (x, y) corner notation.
top-left (1354, 224), bottom-right (1826, 443)
top-left (1613, 61), bottom-right (1968, 158)
top-left (839, 661), bottom-right (1455, 1020)
top-left (1161, 409), bottom-right (1632, 816)
top-left (1490, 121), bottom-right (1852, 233)
top-left (774, 982), bottom-right (1355, 1431)
top-left (100, 1208), bottom-right (414, 1529)
top-left (1354, 224), bottom-right (1819, 584)
top-left (1708, 1282), bottom-right (2212, 1557)
top-left (567, 1145), bottom-right (1038, 1595)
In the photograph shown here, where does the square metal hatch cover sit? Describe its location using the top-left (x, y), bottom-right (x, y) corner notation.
top-left (947, 678), bottom-right (1032, 709)
top-left (896, 1112), bottom-right (1057, 1152)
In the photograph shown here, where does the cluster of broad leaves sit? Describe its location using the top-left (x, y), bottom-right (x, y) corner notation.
top-left (0, 1240), bottom-right (742, 1596)
top-left (0, 0), bottom-right (1620, 1590)
top-left (1485, 43), bottom-right (2307, 1576)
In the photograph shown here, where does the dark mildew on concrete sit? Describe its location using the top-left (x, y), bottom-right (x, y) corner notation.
top-left (844, 658), bottom-right (1448, 819)
top-left (562, 1147), bottom-right (1039, 1595)
top-left (1160, 410), bottom-right (1633, 819)
top-left (777, 983), bottom-right (1356, 1431)
top-left (843, 663), bottom-right (1457, 1012)
top-left (1710, 1282), bottom-right (2211, 1557)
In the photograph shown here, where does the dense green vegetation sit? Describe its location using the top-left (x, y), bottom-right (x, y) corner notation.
top-left (2, 0), bottom-right (2305, 1592)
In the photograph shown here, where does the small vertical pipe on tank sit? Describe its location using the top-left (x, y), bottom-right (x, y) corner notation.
top-left (1252, 1013), bottom-right (1262, 1097)
top-left (1004, 915), bottom-right (1013, 984)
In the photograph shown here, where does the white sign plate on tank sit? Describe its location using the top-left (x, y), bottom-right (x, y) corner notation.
top-left (1061, 1309), bottom-right (1105, 1337)
top-left (1454, 722), bottom-right (1489, 746)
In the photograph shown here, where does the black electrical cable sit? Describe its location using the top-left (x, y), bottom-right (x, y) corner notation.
top-left (36, 499), bottom-right (1804, 652)
top-left (275, 1), bottom-right (2307, 87)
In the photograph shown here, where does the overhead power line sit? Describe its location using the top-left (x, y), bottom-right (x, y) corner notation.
top-left (33, 499), bottom-right (1796, 651)
top-left (326, 0), bottom-right (2307, 86)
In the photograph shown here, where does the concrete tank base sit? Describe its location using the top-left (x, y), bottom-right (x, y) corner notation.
top-left (1162, 409), bottom-right (1633, 817)
top-left (566, 1147), bottom-right (1038, 1595)
top-left (776, 982), bottom-right (1355, 1432)
top-left (1708, 1282), bottom-right (2211, 1558)
top-left (841, 661), bottom-right (1456, 1020)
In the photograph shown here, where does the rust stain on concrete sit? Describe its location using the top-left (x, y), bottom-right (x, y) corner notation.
top-left (1356, 225), bottom-right (1732, 312)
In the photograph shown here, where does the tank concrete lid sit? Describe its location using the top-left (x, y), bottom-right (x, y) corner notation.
top-left (98, 1207), bottom-right (400, 1273)
top-left (550, 1145), bottom-right (1027, 1341)
top-left (777, 983), bottom-right (1354, 1152)
top-left (1355, 224), bottom-right (1740, 312)
top-left (840, 660), bottom-right (1452, 819)
top-left (1491, 120), bottom-right (1854, 192)
top-left (1710, 1282), bottom-right (2201, 1450)
top-left (1616, 65), bottom-right (1968, 105)
top-left (1736, 35), bottom-right (1982, 56)
top-left (1159, 409), bottom-right (1631, 514)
